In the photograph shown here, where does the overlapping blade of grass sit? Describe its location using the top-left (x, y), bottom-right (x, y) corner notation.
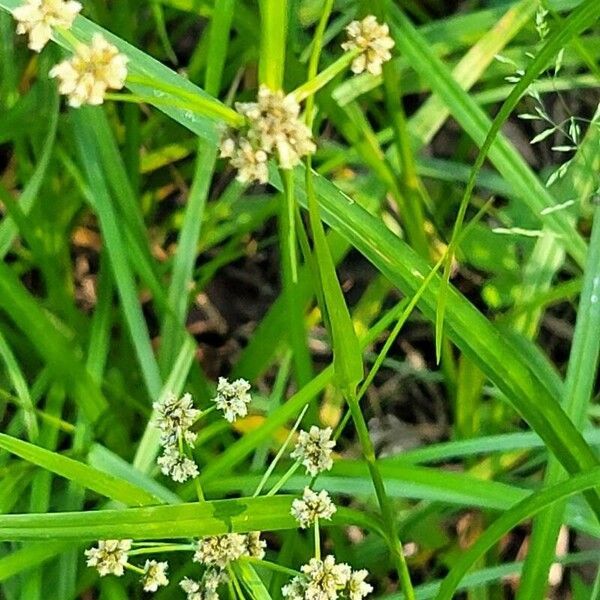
top-left (0, 542), bottom-right (74, 582)
top-left (0, 262), bottom-right (107, 423)
top-left (517, 202), bottom-right (600, 598)
top-left (71, 108), bottom-right (162, 400)
top-left (300, 171), bottom-right (600, 515)
top-left (387, 2), bottom-right (589, 268)
top-left (435, 465), bottom-right (600, 600)
top-left (0, 496), bottom-right (296, 540)
top-left (0, 434), bottom-right (163, 506)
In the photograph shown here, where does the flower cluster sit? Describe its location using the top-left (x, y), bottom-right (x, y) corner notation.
top-left (50, 33), bottom-right (128, 107)
top-left (142, 559), bottom-right (170, 592)
top-left (283, 556), bottom-right (372, 600)
top-left (341, 15), bottom-right (395, 76)
top-left (194, 532), bottom-right (266, 568)
top-left (220, 86), bottom-right (316, 184)
top-left (180, 569), bottom-right (224, 600)
top-left (13, 0), bottom-right (81, 52)
top-left (291, 426), bottom-right (336, 476)
top-left (154, 392), bottom-right (200, 483)
top-left (84, 539), bottom-right (132, 577)
top-left (292, 487), bottom-right (337, 529)
top-left (211, 377), bottom-right (253, 423)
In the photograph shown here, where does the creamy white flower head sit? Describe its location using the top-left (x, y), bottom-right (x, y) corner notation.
top-left (181, 576), bottom-right (222, 600)
top-left (302, 555), bottom-right (351, 600)
top-left (157, 445), bottom-right (199, 482)
top-left (49, 33), bottom-right (128, 107)
top-left (153, 391), bottom-right (200, 447)
top-left (346, 570), bottom-right (373, 600)
top-left (238, 86), bottom-right (316, 170)
top-left (12, 0), bottom-right (81, 52)
top-left (193, 533), bottom-right (248, 568)
top-left (220, 135), bottom-right (269, 185)
top-left (212, 377), bottom-right (252, 422)
top-left (291, 426), bottom-right (336, 476)
top-left (245, 531), bottom-right (267, 559)
top-left (341, 15), bottom-right (395, 76)
top-left (292, 487), bottom-right (337, 529)
top-left (84, 539), bottom-right (132, 577)
top-left (141, 559), bottom-right (169, 592)
top-left (282, 575), bottom-right (308, 600)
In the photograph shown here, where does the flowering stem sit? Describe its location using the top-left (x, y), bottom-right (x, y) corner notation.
top-left (125, 562), bottom-right (145, 575)
top-left (314, 517), bottom-right (321, 560)
top-left (243, 557), bottom-right (300, 577)
top-left (266, 460), bottom-right (300, 496)
top-left (228, 564), bottom-right (245, 600)
top-left (129, 543), bottom-right (193, 555)
top-left (345, 389), bottom-right (416, 600)
top-left (293, 50), bottom-right (360, 104)
top-left (253, 404), bottom-right (308, 497)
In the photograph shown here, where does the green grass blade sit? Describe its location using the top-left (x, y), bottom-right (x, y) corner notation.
top-left (435, 466), bottom-right (600, 600)
top-left (258, 0), bottom-right (287, 88)
top-left (0, 434), bottom-right (163, 506)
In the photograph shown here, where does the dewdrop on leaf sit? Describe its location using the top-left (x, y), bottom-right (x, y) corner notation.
top-left (341, 15), bottom-right (395, 76)
top-left (12, 0), bottom-right (81, 52)
top-left (50, 33), bottom-right (128, 107)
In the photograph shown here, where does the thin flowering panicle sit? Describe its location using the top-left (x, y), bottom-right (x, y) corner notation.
top-left (12, 0), bottom-right (81, 52)
top-left (291, 487), bottom-right (337, 529)
top-left (291, 426), bottom-right (336, 476)
top-left (157, 445), bottom-right (199, 482)
top-left (84, 539), bottom-right (132, 577)
top-left (219, 86), bottom-right (315, 183)
top-left (341, 15), bottom-right (395, 76)
top-left (50, 33), bottom-right (128, 106)
top-left (153, 392), bottom-right (200, 447)
top-left (212, 377), bottom-right (252, 422)
top-left (141, 559), bottom-right (169, 592)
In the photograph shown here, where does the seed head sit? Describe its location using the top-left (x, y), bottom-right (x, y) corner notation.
top-left (245, 531), bottom-right (267, 559)
top-left (193, 532), bottom-right (266, 568)
top-left (341, 15), bottom-right (395, 76)
top-left (290, 426), bottom-right (336, 476)
top-left (180, 573), bottom-right (223, 600)
top-left (153, 391), bottom-right (200, 447)
top-left (302, 555), bottom-right (352, 600)
top-left (291, 487), bottom-right (337, 529)
top-left (220, 136), bottom-right (269, 184)
top-left (12, 0), bottom-right (81, 52)
top-left (157, 445), bottom-right (199, 482)
top-left (84, 539), bottom-right (132, 577)
top-left (212, 377), bottom-right (252, 423)
top-left (50, 33), bottom-right (128, 107)
top-left (141, 559), bottom-right (169, 592)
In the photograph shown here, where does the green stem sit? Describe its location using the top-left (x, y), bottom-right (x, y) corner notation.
top-left (266, 461), bottom-right (301, 496)
top-left (314, 518), bottom-right (321, 560)
top-left (345, 389), bottom-right (415, 600)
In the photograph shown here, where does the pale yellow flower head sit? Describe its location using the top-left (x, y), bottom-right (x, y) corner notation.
top-left (13, 0), bottom-right (81, 52)
top-left (342, 15), bottom-right (395, 76)
top-left (50, 33), bottom-right (128, 107)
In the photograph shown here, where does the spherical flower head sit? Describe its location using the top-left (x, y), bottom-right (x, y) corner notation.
top-left (290, 426), bottom-right (336, 476)
top-left (153, 391), bottom-right (200, 447)
top-left (212, 377), bottom-right (252, 423)
top-left (220, 135), bottom-right (269, 185)
top-left (302, 555), bottom-right (351, 600)
top-left (181, 576), bottom-right (222, 600)
top-left (193, 533), bottom-right (248, 568)
top-left (244, 531), bottom-right (267, 559)
top-left (49, 33), bottom-right (128, 107)
top-left (240, 86), bottom-right (316, 170)
top-left (157, 445), bottom-right (199, 482)
top-left (291, 487), bottom-right (337, 528)
top-left (141, 559), bottom-right (169, 592)
top-left (282, 575), bottom-right (308, 600)
top-left (12, 0), bottom-right (81, 52)
top-left (84, 539), bottom-right (132, 577)
top-left (346, 570), bottom-right (373, 600)
top-left (341, 15), bottom-right (395, 76)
